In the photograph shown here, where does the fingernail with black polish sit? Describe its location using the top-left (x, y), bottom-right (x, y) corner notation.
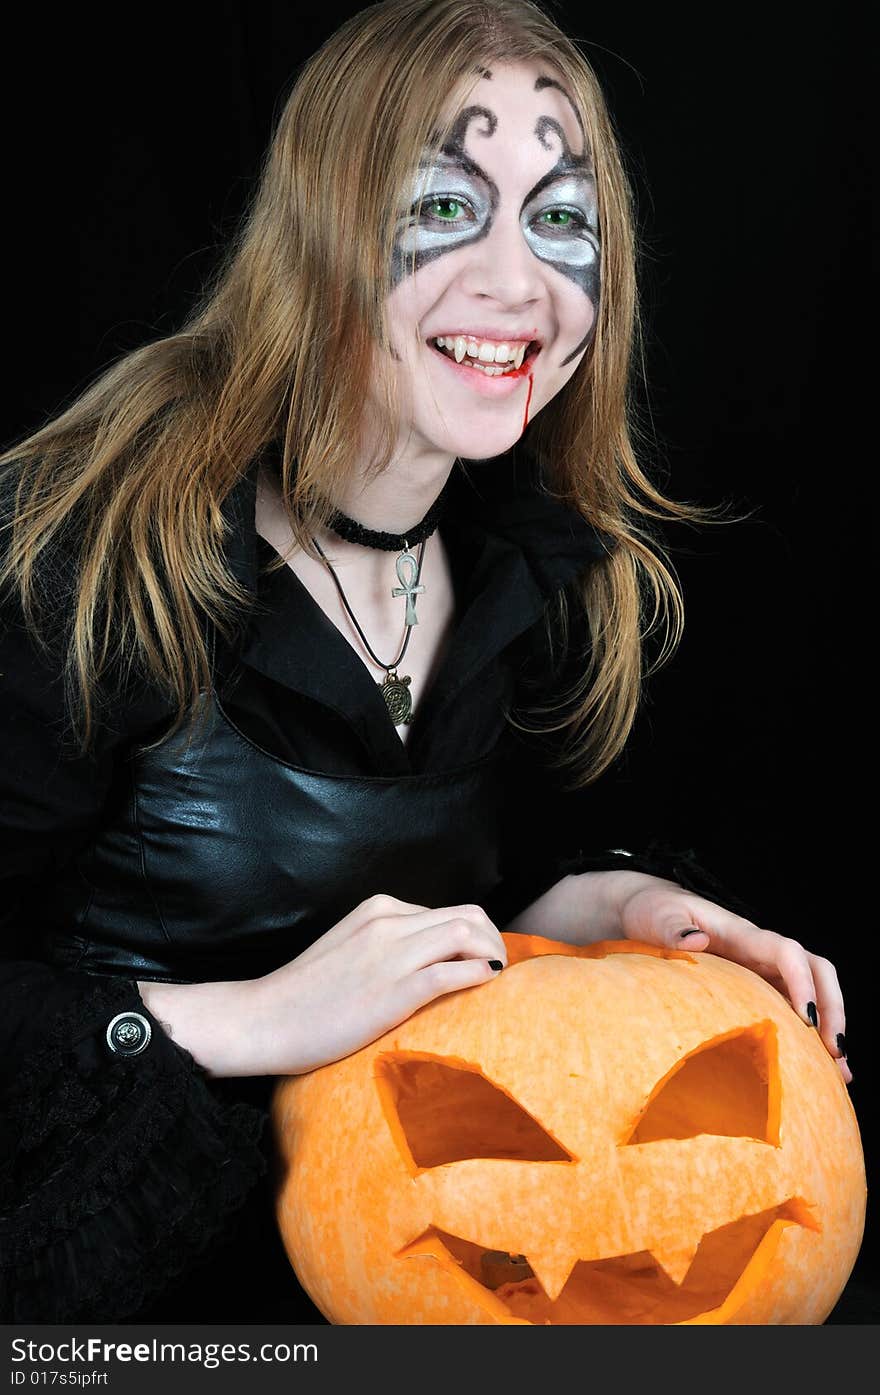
top-left (836, 1032), bottom-right (847, 1057)
top-left (806, 1001), bottom-right (818, 1028)
top-left (488, 960), bottom-right (504, 971)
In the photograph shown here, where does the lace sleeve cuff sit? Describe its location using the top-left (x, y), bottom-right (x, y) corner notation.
top-left (0, 973), bottom-right (267, 1324)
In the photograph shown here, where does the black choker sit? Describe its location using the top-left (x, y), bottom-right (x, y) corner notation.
top-left (325, 487), bottom-right (448, 551)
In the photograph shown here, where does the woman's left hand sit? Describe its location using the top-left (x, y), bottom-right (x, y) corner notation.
top-left (615, 875), bottom-right (851, 1084)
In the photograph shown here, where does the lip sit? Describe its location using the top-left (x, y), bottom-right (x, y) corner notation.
top-left (430, 329), bottom-right (542, 347)
top-left (426, 339), bottom-right (538, 397)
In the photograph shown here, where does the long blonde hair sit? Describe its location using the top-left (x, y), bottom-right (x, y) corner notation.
top-left (0, 0), bottom-right (714, 787)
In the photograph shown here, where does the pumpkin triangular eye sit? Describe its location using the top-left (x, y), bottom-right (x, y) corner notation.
top-left (376, 1052), bottom-right (574, 1169)
top-left (624, 1023), bottom-right (779, 1145)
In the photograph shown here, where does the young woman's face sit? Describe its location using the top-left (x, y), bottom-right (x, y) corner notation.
top-left (370, 58), bottom-right (600, 464)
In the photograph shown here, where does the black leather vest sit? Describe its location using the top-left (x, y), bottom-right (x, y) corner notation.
top-left (38, 691), bottom-right (507, 983)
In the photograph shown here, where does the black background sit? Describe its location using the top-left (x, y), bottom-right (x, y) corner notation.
top-left (2, 3), bottom-right (874, 1313)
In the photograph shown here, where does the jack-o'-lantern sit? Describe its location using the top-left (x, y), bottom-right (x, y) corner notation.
top-left (271, 935), bottom-right (866, 1324)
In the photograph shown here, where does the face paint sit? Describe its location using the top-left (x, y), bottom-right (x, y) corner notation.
top-left (391, 73), bottom-right (600, 366)
top-left (370, 62), bottom-right (601, 466)
top-left (530, 77), bottom-right (600, 366)
top-left (522, 169), bottom-right (599, 285)
top-left (392, 109), bottom-right (499, 284)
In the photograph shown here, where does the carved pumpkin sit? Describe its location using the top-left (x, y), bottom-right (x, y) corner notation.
top-left (271, 935), bottom-right (866, 1324)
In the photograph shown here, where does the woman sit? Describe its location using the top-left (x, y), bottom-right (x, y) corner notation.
top-left (0, 0), bottom-right (850, 1324)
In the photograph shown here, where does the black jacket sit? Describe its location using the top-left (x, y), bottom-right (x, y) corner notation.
top-left (0, 445), bottom-right (749, 1322)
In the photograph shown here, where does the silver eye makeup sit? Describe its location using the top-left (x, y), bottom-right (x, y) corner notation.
top-left (394, 180), bottom-right (491, 262)
top-left (507, 166), bottom-right (600, 301)
top-left (390, 146), bottom-right (601, 297)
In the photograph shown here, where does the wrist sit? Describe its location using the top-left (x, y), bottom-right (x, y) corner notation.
top-left (504, 869), bottom-right (667, 943)
top-left (136, 977), bottom-right (261, 1078)
top-left (524, 869), bottom-right (680, 945)
top-left (594, 869), bottom-right (681, 922)
top-left (562, 869), bottom-right (656, 941)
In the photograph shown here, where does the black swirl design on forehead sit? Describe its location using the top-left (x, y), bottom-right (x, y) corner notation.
top-left (535, 75), bottom-right (588, 156)
top-left (535, 113), bottom-right (583, 166)
top-left (444, 103), bottom-right (498, 177)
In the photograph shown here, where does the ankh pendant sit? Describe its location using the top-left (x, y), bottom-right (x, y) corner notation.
top-left (391, 547), bottom-right (425, 626)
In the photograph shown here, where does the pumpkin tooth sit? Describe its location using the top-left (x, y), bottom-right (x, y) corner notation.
top-left (650, 1240), bottom-right (701, 1286)
top-left (518, 1248), bottom-right (577, 1304)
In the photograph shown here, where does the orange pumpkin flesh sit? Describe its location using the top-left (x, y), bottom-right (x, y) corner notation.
top-left (271, 935), bottom-right (866, 1324)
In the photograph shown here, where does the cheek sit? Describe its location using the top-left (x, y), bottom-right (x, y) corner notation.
top-left (549, 283), bottom-right (598, 374)
top-left (577, 293), bottom-right (598, 336)
top-left (385, 262), bottom-right (451, 354)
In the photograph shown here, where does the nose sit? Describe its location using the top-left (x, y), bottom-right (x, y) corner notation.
top-left (459, 207), bottom-right (544, 308)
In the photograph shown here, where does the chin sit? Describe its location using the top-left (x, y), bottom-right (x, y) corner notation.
top-left (433, 421), bottom-right (536, 462)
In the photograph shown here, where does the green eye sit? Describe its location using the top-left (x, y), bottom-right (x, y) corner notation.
top-left (427, 197), bottom-right (464, 220)
top-left (539, 208), bottom-right (586, 230)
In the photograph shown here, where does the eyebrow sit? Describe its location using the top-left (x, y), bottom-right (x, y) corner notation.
top-left (413, 152), bottom-right (595, 202)
top-left (415, 148), bottom-right (487, 184)
top-left (524, 167), bottom-right (599, 207)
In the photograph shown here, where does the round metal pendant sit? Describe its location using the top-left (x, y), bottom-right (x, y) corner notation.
top-left (380, 670), bottom-right (413, 726)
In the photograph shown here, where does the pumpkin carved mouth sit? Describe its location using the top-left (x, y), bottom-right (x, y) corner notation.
top-left (397, 1200), bottom-right (818, 1325)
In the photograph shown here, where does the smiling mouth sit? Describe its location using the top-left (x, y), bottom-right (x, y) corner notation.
top-left (427, 338), bottom-right (541, 377)
top-left (397, 1199), bottom-right (816, 1324)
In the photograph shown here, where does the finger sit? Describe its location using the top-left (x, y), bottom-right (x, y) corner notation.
top-left (754, 934), bottom-right (820, 1028)
top-left (362, 892), bottom-right (433, 917)
top-left (647, 907), bottom-right (711, 951)
top-left (623, 894), bottom-right (713, 949)
top-left (404, 954), bottom-right (506, 1015)
top-left (685, 922), bottom-right (818, 1021)
top-left (807, 952), bottom-right (850, 1073)
top-left (354, 899), bottom-right (498, 951)
top-left (675, 925), bottom-right (710, 949)
top-left (373, 899), bottom-right (496, 935)
top-left (402, 915), bottom-right (507, 976)
top-left (329, 893), bottom-right (431, 941)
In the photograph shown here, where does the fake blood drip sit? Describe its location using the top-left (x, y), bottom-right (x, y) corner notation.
top-left (521, 366), bottom-right (534, 435)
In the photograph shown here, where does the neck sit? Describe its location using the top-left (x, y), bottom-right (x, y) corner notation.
top-left (329, 445), bottom-right (456, 537)
top-left (255, 443), bottom-right (455, 584)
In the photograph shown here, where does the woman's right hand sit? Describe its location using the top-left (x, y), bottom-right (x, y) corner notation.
top-left (139, 894), bottom-right (506, 1079)
top-left (246, 893), bottom-right (507, 1076)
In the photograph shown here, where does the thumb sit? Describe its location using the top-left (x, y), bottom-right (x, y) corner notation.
top-left (621, 890), bottom-right (712, 949)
